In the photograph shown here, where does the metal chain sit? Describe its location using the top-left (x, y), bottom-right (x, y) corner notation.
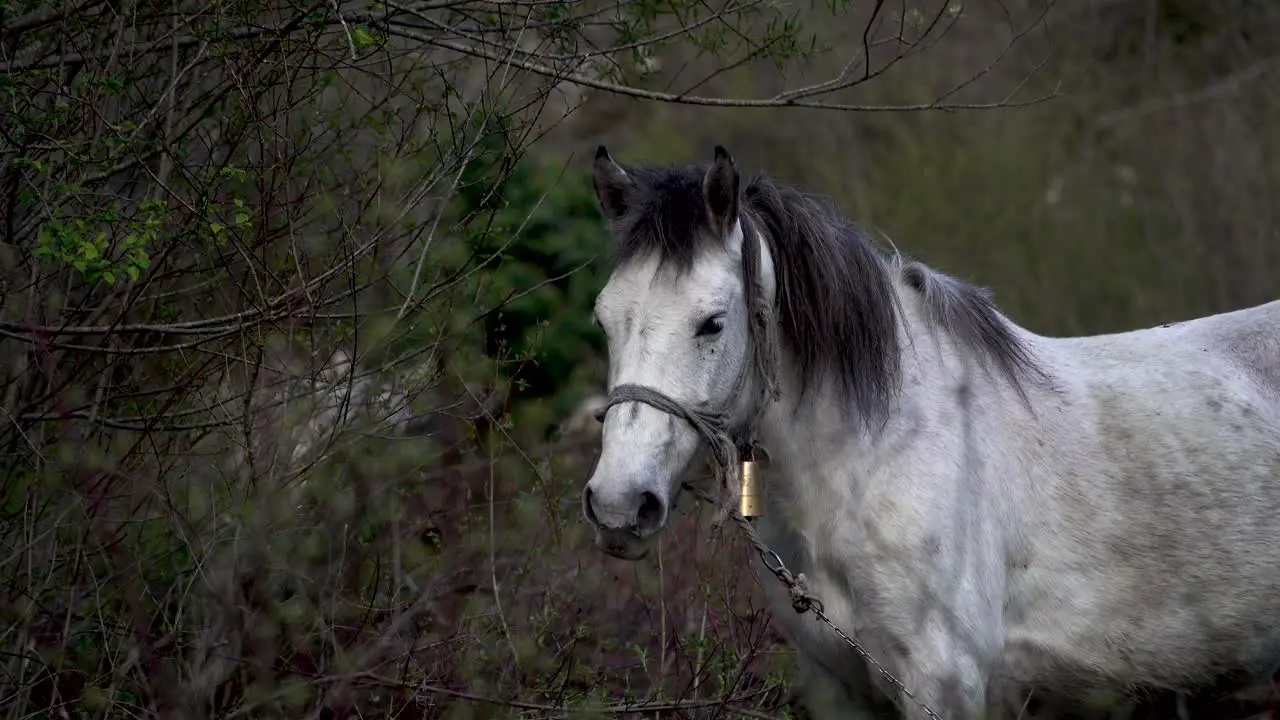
top-left (681, 482), bottom-right (946, 720)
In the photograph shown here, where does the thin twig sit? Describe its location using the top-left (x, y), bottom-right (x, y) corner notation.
top-left (379, 23), bottom-right (1060, 113)
top-left (358, 674), bottom-right (780, 714)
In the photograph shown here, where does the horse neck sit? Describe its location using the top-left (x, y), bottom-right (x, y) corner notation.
top-left (752, 279), bottom-right (933, 499)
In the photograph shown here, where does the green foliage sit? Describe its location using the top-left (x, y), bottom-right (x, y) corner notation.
top-left (32, 198), bottom-right (163, 284)
top-left (480, 162), bottom-right (610, 416)
top-left (425, 121), bottom-right (613, 435)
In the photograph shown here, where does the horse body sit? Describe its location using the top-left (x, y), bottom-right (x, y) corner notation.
top-left (580, 145), bottom-right (1280, 718)
top-left (1010, 304), bottom-right (1280, 684)
top-left (757, 288), bottom-right (1280, 717)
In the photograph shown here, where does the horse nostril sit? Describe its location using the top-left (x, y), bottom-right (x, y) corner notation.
top-left (636, 490), bottom-right (665, 533)
top-left (583, 486), bottom-right (601, 526)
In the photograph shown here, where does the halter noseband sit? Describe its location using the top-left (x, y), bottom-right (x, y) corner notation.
top-left (597, 382), bottom-right (760, 520)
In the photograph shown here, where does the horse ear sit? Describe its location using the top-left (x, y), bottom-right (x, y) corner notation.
top-left (702, 145), bottom-right (740, 240)
top-left (592, 145), bottom-right (632, 223)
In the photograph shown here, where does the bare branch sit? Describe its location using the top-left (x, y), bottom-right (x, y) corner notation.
top-left (382, 23), bottom-right (1060, 112)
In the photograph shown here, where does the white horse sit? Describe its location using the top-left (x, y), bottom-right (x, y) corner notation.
top-left (579, 145), bottom-right (1280, 719)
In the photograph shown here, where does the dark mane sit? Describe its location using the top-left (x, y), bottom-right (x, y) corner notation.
top-left (742, 175), bottom-right (901, 422)
top-left (609, 163), bottom-right (1047, 422)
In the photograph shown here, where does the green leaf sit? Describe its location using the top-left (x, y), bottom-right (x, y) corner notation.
top-left (352, 25), bottom-right (377, 49)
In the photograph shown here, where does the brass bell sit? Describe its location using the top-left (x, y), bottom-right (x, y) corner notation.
top-left (739, 457), bottom-right (763, 519)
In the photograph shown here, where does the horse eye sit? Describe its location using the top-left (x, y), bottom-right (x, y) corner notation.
top-left (696, 315), bottom-right (725, 338)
